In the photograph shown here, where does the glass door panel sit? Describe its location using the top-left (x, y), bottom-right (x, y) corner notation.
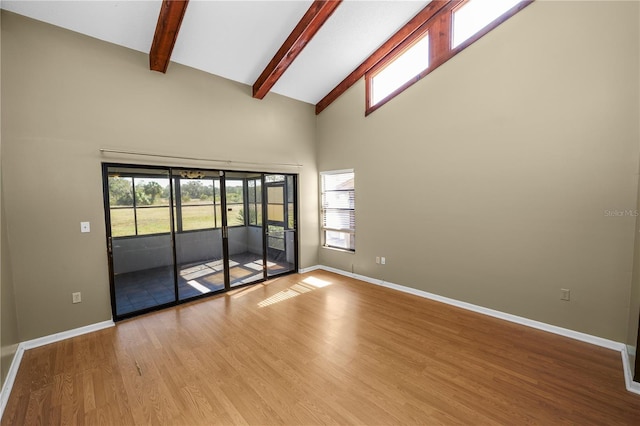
top-left (226, 172), bottom-right (265, 287)
top-left (173, 169), bottom-right (226, 300)
top-left (265, 174), bottom-right (297, 277)
top-left (106, 166), bottom-right (176, 317)
top-left (105, 165), bottom-right (299, 320)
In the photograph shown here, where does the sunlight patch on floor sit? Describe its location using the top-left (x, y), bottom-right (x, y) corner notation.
top-left (187, 280), bottom-right (212, 294)
top-left (257, 275), bottom-right (333, 308)
top-left (302, 276), bottom-right (332, 288)
top-left (258, 288), bottom-right (300, 307)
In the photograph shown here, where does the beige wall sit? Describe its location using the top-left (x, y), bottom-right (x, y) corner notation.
top-left (1, 11), bottom-right (318, 340)
top-left (2, 1), bottom-right (639, 349)
top-left (1, 193), bottom-right (19, 384)
top-left (627, 0), bottom-right (640, 370)
top-left (0, 10), bottom-right (19, 386)
top-left (317, 1), bottom-right (640, 342)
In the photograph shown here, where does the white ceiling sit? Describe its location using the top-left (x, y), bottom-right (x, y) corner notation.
top-left (1, 0), bottom-right (430, 105)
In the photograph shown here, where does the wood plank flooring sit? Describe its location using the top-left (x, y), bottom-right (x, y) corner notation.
top-left (3, 270), bottom-right (640, 424)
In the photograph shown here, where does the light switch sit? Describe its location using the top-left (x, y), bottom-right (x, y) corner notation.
top-left (80, 222), bottom-right (91, 233)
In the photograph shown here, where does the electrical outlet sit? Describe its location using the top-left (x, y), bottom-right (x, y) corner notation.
top-left (376, 257), bottom-right (380, 264)
top-left (72, 292), bottom-right (82, 304)
top-left (560, 288), bottom-right (570, 301)
top-left (381, 257), bottom-right (386, 265)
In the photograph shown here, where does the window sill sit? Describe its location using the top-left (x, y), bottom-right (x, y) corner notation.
top-left (321, 245), bottom-right (355, 254)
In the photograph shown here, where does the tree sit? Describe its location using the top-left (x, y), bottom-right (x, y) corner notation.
top-left (108, 177), bottom-right (133, 206)
top-left (236, 208), bottom-right (246, 225)
top-left (135, 186), bottom-right (151, 205)
top-left (161, 184), bottom-right (171, 200)
top-left (143, 181), bottom-right (162, 204)
top-left (181, 181), bottom-right (205, 202)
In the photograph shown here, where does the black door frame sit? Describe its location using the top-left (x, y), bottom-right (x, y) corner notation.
top-left (102, 162), bottom-right (299, 321)
top-left (263, 174), bottom-right (299, 278)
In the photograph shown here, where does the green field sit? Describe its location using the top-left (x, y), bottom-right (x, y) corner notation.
top-left (110, 204), bottom-right (248, 237)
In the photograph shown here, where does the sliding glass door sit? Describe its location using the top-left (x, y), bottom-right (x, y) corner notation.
top-left (105, 166), bottom-right (176, 316)
top-left (226, 172), bottom-right (265, 287)
top-left (265, 174), bottom-right (297, 277)
top-left (103, 164), bottom-right (298, 320)
top-left (172, 169), bottom-right (226, 301)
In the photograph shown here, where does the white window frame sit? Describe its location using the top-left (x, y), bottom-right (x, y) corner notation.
top-left (320, 169), bottom-right (355, 252)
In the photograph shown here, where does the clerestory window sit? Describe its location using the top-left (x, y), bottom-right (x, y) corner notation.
top-left (366, 0), bottom-right (532, 114)
top-left (370, 31), bottom-right (430, 107)
top-left (452, 0), bottom-right (522, 48)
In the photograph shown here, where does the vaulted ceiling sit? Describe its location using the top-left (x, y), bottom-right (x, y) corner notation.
top-left (1, 0), bottom-right (432, 106)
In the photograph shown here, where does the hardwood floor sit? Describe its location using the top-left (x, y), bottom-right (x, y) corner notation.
top-left (3, 270), bottom-right (640, 424)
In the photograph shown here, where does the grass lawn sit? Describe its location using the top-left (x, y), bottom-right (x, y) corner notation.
top-left (110, 205), bottom-right (246, 237)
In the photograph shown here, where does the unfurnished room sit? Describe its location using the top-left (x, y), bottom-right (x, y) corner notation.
top-left (0, 0), bottom-right (640, 424)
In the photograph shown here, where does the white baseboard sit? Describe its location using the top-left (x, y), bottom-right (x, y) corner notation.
top-left (0, 344), bottom-right (24, 419)
top-left (20, 320), bottom-right (114, 350)
top-left (2, 265), bottom-right (639, 418)
top-left (302, 264), bottom-right (640, 393)
top-left (298, 265), bottom-right (321, 274)
top-left (0, 320), bottom-right (115, 420)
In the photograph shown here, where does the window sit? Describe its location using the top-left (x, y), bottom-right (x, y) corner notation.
top-left (321, 170), bottom-right (355, 252)
top-left (108, 174), bottom-right (172, 237)
top-left (225, 179), bottom-right (245, 226)
top-left (364, 0), bottom-right (532, 115)
top-left (247, 178), bottom-right (263, 226)
top-left (177, 177), bottom-right (220, 231)
top-left (370, 32), bottom-right (429, 107)
top-left (452, 0), bottom-right (522, 48)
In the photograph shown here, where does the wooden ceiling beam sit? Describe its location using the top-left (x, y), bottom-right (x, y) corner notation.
top-left (253, 0), bottom-right (342, 100)
top-left (149, 0), bottom-right (190, 73)
top-left (315, 0), bottom-right (451, 114)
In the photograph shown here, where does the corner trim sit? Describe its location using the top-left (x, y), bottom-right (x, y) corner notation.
top-left (627, 344), bottom-right (637, 357)
top-left (304, 264), bottom-right (640, 393)
top-left (0, 345), bottom-right (24, 419)
top-left (0, 320), bottom-right (115, 420)
top-left (622, 345), bottom-right (640, 395)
